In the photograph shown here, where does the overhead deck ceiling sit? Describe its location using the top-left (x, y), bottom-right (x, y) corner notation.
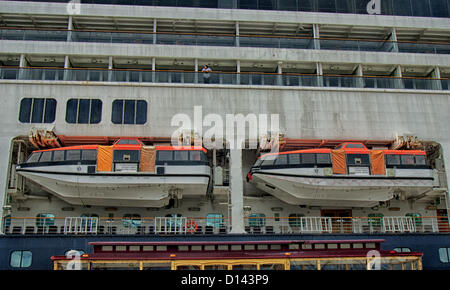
top-left (0, 13), bottom-right (449, 42)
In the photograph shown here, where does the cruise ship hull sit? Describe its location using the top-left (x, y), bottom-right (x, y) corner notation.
top-left (17, 169), bottom-right (210, 207)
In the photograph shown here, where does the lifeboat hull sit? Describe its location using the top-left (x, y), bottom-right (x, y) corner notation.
top-left (251, 170), bottom-right (435, 207)
top-left (17, 170), bottom-right (210, 208)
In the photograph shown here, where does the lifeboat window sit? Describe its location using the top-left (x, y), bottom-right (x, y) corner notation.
top-left (386, 154), bottom-right (400, 165)
top-left (345, 143), bottom-right (365, 149)
top-left (415, 155), bottom-right (427, 165)
top-left (233, 265), bottom-right (257, 270)
top-left (335, 144), bottom-right (343, 150)
top-left (158, 151), bottom-right (173, 161)
top-left (190, 151), bottom-right (207, 162)
top-left (346, 154), bottom-right (370, 165)
top-left (39, 151), bottom-right (52, 163)
top-left (26, 152), bottom-right (41, 163)
top-left (66, 150), bottom-right (81, 161)
top-left (53, 150), bottom-right (65, 162)
top-left (301, 153), bottom-right (315, 164)
top-left (288, 154), bottom-right (301, 165)
top-left (113, 150), bottom-right (139, 162)
top-left (174, 151), bottom-right (189, 161)
top-left (316, 153), bottom-right (331, 164)
top-left (261, 157), bottom-right (275, 166)
top-left (393, 248), bottom-right (412, 253)
top-left (116, 139), bottom-right (140, 145)
top-left (36, 213), bottom-right (55, 226)
top-left (81, 150), bottom-right (97, 161)
top-left (401, 155), bottom-right (415, 165)
top-left (274, 154), bottom-right (288, 165)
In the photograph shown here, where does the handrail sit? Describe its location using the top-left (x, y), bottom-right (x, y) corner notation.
top-left (1, 26), bottom-right (450, 46)
top-left (1, 66), bottom-right (448, 81)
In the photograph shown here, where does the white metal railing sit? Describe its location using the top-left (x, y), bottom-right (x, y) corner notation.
top-left (63, 217), bottom-right (98, 234)
top-left (383, 217), bottom-right (415, 233)
top-left (154, 217), bottom-right (187, 234)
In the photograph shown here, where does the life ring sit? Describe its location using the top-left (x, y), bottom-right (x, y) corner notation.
top-left (186, 220), bottom-right (198, 233)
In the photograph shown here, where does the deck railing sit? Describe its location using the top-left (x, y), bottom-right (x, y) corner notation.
top-left (1, 216), bottom-right (449, 235)
top-left (1, 67), bottom-right (448, 91)
top-left (1, 28), bottom-right (450, 55)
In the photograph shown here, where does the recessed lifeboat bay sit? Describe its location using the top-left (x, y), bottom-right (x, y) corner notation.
top-left (248, 142), bottom-right (433, 208)
top-left (15, 138), bottom-right (210, 208)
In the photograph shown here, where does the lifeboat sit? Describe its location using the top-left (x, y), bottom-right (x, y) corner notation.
top-left (247, 142), bottom-right (435, 207)
top-left (16, 138), bottom-right (210, 207)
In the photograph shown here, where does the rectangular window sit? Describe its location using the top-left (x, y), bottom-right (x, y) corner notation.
top-left (316, 153), bottom-right (331, 164)
top-left (82, 149), bottom-right (97, 161)
top-left (261, 158), bottom-right (275, 166)
top-left (158, 151), bottom-right (173, 161)
top-left (10, 251), bottom-right (32, 268)
top-left (19, 98), bottom-right (56, 123)
top-left (347, 154), bottom-right (370, 165)
top-left (39, 151), bottom-right (52, 162)
top-left (288, 154), bottom-right (301, 165)
top-left (439, 248), bottom-right (450, 263)
top-left (53, 150), bottom-right (65, 161)
top-left (66, 150), bottom-right (81, 161)
top-left (111, 99), bottom-right (147, 125)
top-left (65, 99), bottom-right (102, 124)
top-left (174, 151), bottom-right (189, 161)
top-left (386, 154), bottom-right (400, 165)
top-left (401, 155), bottom-right (415, 165)
top-left (301, 153), bottom-right (315, 164)
top-left (26, 152), bottom-right (42, 163)
top-left (274, 154), bottom-right (288, 165)
top-left (415, 155), bottom-right (427, 165)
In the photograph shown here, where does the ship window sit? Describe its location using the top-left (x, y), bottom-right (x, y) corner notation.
top-left (53, 150), bottom-right (65, 162)
top-left (116, 139), bottom-right (140, 145)
top-left (401, 155), bottom-right (415, 165)
top-left (36, 213), bottom-right (55, 226)
top-left (316, 153), bottom-right (331, 164)
top-left (261, 157), bottom-right (275, 166)
top-left (19, 98), bottom-right (56, 123)
top-left (66, 150), bottom-right (81, 161)
top-left (288, 154), bottom-right (301, 165)
top-left (26, 152), bottom-right (41, 163)
top-left (122, 214), bottom-right (141, 228)
top-left (393, 248), bottom-right (412, 253)
top-left (206, 213), bottom-right (224, 227)
top-left (386, 155), bottom-right (400, 165)
top-left (111, 99), bottom-right (147, 125)
top-left (174, 151), bottom-right (188, 161)
top-left (39, 151), bottom-right (52, 163)
top-left (439, 248), bottom-right (450, 263)
top-left (204, 245), bottom-right (215, 251)
top-left (345, 144), bottom-right (365, 149)
top-left (82, 149), bottom-right (97, 161)
top-left (274, 154), bottom-right (288, 165)
top-left (190, 151), bottom-right (207, 162)
top-left (288, 214), bottom-right (305, 227)
top-left (301, 153), bottom-right (315, 164)
top-left (346, 154), bottom-right (370, 165)
top-left (248, 213), bottom-right (266, 227)
top-left (158, 151), bottom-right (173, 161)
top-left (66, 99), bottom-right (102, 124)
top-left (415, 155), bottom-right (427, 165)
top-left (10, 251), bottom-right (32, 268)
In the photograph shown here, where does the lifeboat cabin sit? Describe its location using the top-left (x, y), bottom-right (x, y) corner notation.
top-left (247, 142), bottom-right (434, 207)
top-left (16, 138), bottom-right (210, 208)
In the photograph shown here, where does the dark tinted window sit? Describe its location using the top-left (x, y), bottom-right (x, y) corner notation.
top-left (26, 152), bottom-right (41, 163)
top-left (274, 154), bottom-right (288, 165)
top-left (82, 150), bottom-right (97, 161)
top-left (316, 153), bottom-right (331, 164)
top-left (113, 150), bottom-right (139, 162)
top-left (415, 155), bottom-right (427, 165)
top-left (19, 98), bottom-right (56, 123)
top-left (386, 155), bottom-right (400, 165)
top-left (53, 150), bottom-right (65, 161)
top-left (401, 155), bottom-right (415, 165)
top-left (116, 139), bottom-right (140, 145)
top-left (66, 150), bottom-right (81, 161)
top-left (190, 151), bottom-right (207, 162)
top-left (261, 157), bottom-right (275, 166)
top-left (174, 151), bottom-right (188, 161)
top-left (66, 99), bottom-right (102, 124)
top-left (346, 154), bottom-right (370, 165)
top-left (253, 158), bottom-right (263, 167)
top-left (288, 154), bottom-right (301, 165)
top-left (112, 99), bottom-right (147, 125)
top-left (345, 144), bottom-right (365, 149)
top-left (158, 151), bottom-right (173, 161)
top-left (301, 153), bottom-right (315, 164)
top-left (39, 151), bottom-right (52, 162)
